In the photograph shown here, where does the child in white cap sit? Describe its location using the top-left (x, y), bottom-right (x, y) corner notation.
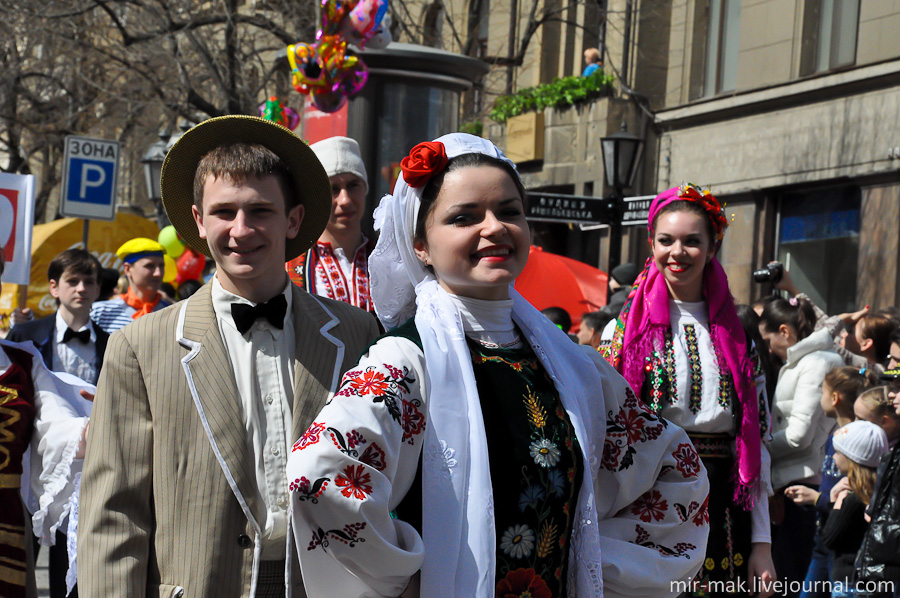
top-left (822, 420), bottom-right (889, 596)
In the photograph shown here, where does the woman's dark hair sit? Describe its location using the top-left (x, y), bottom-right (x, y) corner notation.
top-left (736, 304), bottom-right (779, 402)
top-left (414, 153), bottom-right (527, 244)
top-left (758, 296), bottom-right (818, 340)
top-left (874, 306), bottom-right (900, 327)
top-left (99, 267), bottom-right (121, 301)
top-left (857, 314), bottom-right (897, 363)
top-left (890, 326), bottom-right (900, 349)
top-left (650, 200), bottom-right (715, 245)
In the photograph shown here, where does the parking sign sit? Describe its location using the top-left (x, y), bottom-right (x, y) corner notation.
top-left (60, 135), bottom-right (119, 221)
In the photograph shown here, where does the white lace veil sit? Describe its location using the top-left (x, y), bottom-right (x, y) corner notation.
top-left (370, 133), bottom-right (605, 598)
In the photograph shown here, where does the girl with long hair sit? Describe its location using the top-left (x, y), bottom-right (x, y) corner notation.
top-left (821, 421), bottom-right (889, 597)
top-left (602, 184), bottom-right (776, 596)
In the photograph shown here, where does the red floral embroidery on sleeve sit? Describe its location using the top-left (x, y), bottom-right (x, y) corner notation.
top-left (308, 522), bottom-right (367, 551)
top-left (400, 399), bottom-right (425, 444)
top-left (290, 476), bottom-right (330, 503)
top-left (334, 363), bottom-right (425, 444)
top-left (630, 489), bottom-right (669, 522)
top-left (692, 495), bottom-right (710, 526)
top-left (360, 442), bottom-right (386, 471)
top-left (334, 464), bottom-right (373, 500)
top-left (602, 391), bottom-right (667, 472)
top-left (633, 524), bottom-right (696, 558)
top-left (293, 422), bottom-right (327, 452)
top-left (673, 443), bottom-right (701, 478)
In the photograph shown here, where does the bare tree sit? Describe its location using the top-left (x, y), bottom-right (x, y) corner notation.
top-left (0, 0), bottom-right (319, 221)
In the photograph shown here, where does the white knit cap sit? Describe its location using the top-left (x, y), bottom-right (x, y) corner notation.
top-left (833, 420), bottom-right (889, 468)
top-left (309, 136), bottom-right (368, 192)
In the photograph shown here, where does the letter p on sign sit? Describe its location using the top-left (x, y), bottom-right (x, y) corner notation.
top-left (60, 135), bottom-right (119, 221)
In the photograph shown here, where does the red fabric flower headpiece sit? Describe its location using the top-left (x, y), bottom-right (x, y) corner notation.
top-left (648, 183), bottom-right (728, 244)
top-left (400, 141), bottom-right (449, 188)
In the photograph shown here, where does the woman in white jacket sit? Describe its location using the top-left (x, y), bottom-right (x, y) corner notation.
top-left (759, 296), bottom-right (842, 593)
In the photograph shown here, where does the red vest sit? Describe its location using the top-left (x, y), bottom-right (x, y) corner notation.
top-left (0, 345), bottom-right (36, 598)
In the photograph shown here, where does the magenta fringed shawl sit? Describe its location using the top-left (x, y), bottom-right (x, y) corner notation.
top-left (607, 187), bottom-right (761, 508)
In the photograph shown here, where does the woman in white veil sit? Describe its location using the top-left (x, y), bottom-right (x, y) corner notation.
top-left (288, 133), bottom-right (709, 598)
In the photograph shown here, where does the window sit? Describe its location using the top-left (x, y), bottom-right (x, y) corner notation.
top-left (702, 0), bottom-right (741, 97)
top-left (776, 186), bottom-right (860, 314)
top-left (801, 0), bottom-right (860, 75)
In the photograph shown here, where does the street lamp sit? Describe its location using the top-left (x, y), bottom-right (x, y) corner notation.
top-left (142, 132), bottom-right (170, 228)
top-left (600, 122), bottom-right (644, 282)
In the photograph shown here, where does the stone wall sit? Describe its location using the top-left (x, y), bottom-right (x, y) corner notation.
top-left (655, 63), bottom-right (900, 195)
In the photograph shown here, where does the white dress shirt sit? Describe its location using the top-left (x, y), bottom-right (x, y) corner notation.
top-left (211, 277), bottom-right (296, 560)
top-left (52, 311), bottom-right (99, 385)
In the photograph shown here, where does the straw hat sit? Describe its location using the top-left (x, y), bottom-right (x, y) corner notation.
top-left (161, 115), bottom-right (331, 261)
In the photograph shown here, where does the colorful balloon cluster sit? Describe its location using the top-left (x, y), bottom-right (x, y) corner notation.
top-left (287, 0), bottom-right (390, 113)
top-left (258, 97), bottom-right (300, 130)
top-left (158, 225), bottom-right (206, 287)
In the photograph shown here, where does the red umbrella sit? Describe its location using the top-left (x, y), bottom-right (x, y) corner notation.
top-left (515, 246), bottom-right (608, 332)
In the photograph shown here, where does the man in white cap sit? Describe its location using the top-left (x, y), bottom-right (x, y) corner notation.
top-left (285, 136), bottom-right (375, 313)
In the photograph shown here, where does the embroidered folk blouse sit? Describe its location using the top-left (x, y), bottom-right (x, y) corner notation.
top-left (646, 300), bottom-right (773, 543)
top-left (288, 299), bottom-right (710, 597)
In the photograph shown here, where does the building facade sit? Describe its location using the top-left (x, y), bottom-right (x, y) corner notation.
top-left (472, 0), bottom-right (900, 312)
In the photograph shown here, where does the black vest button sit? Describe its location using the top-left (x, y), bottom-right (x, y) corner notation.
top-left (237, 534), bottom-right (252, 548)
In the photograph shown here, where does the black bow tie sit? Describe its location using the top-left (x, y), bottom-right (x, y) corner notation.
top-left (230, 295), bottom-right (287, 335)
top-left (62, 327), bottom-right (91, 344)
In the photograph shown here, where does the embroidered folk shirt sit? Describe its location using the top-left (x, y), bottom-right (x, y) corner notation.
top-left (210, 277), bottom-right (296, 560)
top-left (288, 300), bottom-right (711, 598)
top-left (286, 239), bottom-right (374, 312)
top-left (657, 300), bottom-right (773, 543)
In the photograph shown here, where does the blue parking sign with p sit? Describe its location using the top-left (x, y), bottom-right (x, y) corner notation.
top-left (66, 158), bottom-right (114, 205)
top-left (60, 135), bottom-right (119, 221)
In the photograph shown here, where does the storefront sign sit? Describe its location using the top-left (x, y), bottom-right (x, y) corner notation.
top-left (622, 195), bottom-right (654, 226)
top-left (526, 192), bottom-right (607, 225)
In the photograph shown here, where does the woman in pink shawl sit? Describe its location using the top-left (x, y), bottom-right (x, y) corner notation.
top-left (602, 184), bottom-right (776, 597)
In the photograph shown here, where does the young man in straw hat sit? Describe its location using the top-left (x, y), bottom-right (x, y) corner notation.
top-left (78, 116), bottom-right (380, 598)
top-left (285, 136), bottom-right (376, 314)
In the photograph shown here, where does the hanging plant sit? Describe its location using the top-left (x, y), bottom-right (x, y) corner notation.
top-left (489, 69), bottom-right (615, 124)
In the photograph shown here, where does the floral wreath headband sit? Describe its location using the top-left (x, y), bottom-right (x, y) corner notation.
top-left (648, 182), bottom-right (728, 245)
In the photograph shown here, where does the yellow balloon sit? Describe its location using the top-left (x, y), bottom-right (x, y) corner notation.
top-left (163, 254), bottom-right (178, 284)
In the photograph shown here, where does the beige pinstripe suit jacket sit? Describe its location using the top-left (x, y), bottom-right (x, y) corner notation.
top-left (77, 282), bottom-right (380, 598)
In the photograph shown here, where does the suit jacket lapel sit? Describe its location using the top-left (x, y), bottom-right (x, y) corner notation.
top-left (92, 321), bottom-right (109, 365)
top-left (290, 287), bottom-right (342, 440)
top-left (178, 284), bottom-right (262, 526)
top-left (38, 316), bottom-right (55, 369)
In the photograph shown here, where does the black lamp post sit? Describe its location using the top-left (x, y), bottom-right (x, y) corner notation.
top-left (142, 132), bottom-right (170, 228)
top-left (600, 122), bottom-right (644, 280)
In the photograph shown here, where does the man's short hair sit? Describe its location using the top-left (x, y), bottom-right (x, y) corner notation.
top-left (581, 310), bottom-right (612, 333)
top-left (193, 142), bottom-right (299, 212)
top-left (584, 47), bottom-right (601, 64)
top-left (48, 248), bottom-right (102, 283)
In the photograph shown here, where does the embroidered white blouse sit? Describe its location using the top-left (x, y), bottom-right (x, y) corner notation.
top-left (658, 300), bottom-right (773, 543)
top-left (288, 299), bottom-right (710, 597)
